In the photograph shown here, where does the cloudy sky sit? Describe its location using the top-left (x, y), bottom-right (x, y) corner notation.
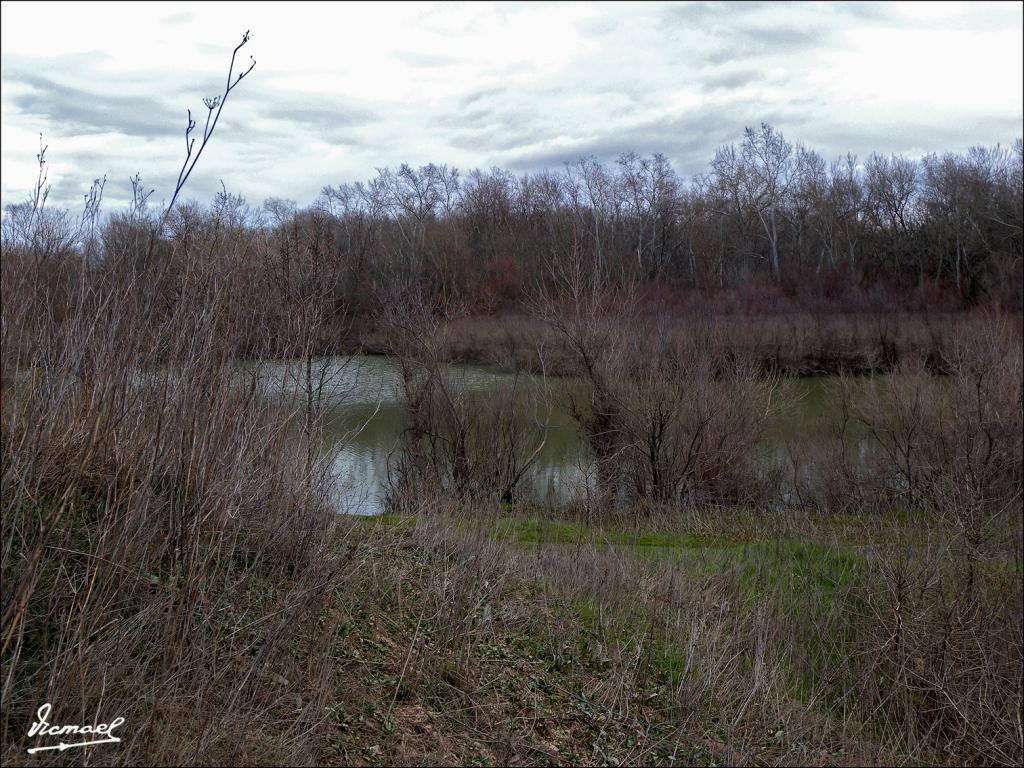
top-left (1, 1), bottom-right (1021, 211)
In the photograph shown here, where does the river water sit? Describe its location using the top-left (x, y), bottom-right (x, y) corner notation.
top-left (257, 355), bottom-right (864, 515)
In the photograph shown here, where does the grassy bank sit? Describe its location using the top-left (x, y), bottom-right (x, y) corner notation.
top-left (272, 505), bottom-right (1024, 765)
top-left (5, 479), bottom-right (1020, 765)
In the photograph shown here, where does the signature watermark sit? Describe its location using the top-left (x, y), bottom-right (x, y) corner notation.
top-left (26, 703), bottom-right (125, 754)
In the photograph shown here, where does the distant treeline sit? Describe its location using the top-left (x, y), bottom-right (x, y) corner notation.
top-left (4, 124), bottom-right (1023, 318)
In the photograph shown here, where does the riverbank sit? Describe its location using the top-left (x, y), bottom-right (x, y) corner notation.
top-left (199, 503), bottom-right (1024, 765)
top-left (355, 310), bottom-right (1011, 378)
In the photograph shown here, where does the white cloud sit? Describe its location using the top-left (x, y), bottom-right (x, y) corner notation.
top-left (2, 0), bottom-right (1021, 211)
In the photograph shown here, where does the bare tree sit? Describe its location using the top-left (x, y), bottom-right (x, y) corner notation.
top-left (741, 123), bottom-right (794, 281)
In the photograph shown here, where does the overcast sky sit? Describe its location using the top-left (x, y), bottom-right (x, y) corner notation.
top-left (1, 1), bottom-right (1021, 211)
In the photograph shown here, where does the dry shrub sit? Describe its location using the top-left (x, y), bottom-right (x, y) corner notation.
top-left (1, 229), bottom-right (350, 765)
top-left (853, 538), bottom-right (1023, 764)
top-left (376, 287), bottom-right (549, 509)
top-left (532, 262), bottom-right (784, 513)
top-left (846, 313), bottom-right (1022, 526)
top-left (617, 323), bottom-right (786, 507)
top-left (809, 313), bottom-right (1024, 764)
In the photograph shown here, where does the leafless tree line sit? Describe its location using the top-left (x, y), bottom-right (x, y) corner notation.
top-left (6, 125), bottom-right (1020, 335)
top-left (315, 124), bottom-right (1023, 307)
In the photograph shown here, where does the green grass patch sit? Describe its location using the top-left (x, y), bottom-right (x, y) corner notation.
top-left (357, 512), bottom-right (416, 533)
top-left (488, 515), bottom-right (736, 553)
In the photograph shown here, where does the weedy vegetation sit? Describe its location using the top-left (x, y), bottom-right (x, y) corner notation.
top-left (1, 29), bottom-right (1022, 768)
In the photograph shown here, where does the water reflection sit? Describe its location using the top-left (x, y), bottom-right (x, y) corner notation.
top-left (256, 356), bottom-right (870, 515)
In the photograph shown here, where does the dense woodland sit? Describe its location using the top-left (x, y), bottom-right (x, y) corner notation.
top-left (4, 124), bottom-right (1023, 333)
top-left (318, 126), bottom-right (1024, 311)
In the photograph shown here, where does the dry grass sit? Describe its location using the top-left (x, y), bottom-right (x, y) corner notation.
top-left (1, 228), bottom-right (354, 765)
top-left (316, 499), bottom-right (1021, 766)
top-left (359, 308), bottom-right (994, 379)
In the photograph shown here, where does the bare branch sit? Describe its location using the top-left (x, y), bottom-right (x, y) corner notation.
top-left (163, 30), bottom-right (255, 222)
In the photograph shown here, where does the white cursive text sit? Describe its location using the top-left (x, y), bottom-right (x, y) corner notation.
top-left (26, 703), bottom-right (125, 754)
